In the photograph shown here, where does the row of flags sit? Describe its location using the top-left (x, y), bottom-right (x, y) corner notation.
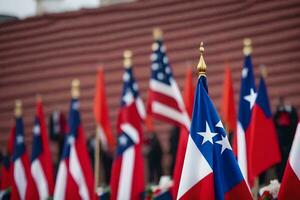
top-left (0, 28), bottom-right (299, 200)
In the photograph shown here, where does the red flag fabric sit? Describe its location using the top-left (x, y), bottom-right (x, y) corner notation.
top-left (30, 99), bottom-right (55, 199)
top-left (172, 67), bottom-right (194, 199)
top-left (93, 68), bottom-right (116, 151)
top-left (221, 65), bottom-right (237, 134)
top-left (110, 62), bottom-right (145, 200)
top-left (278, 122), bottom-right (300, 199)
top-left (0, 127), bottom-right (15, 194)
top-left (248, 77), bottom-right (281, 179)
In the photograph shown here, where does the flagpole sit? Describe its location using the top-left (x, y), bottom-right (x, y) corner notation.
top-left (94, 125), bottom-right (100, 196)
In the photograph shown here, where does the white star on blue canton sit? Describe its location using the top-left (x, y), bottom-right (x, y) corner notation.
top-left (33, 125), bottom-right (40, 135)
top-left (216, 135), bottom-right (232, 154)
top-left (72, 102), bottom-right (80, 110)
top-left (16, 135), bottom-right (24, 144)
top-left (197, 121), bottom-right (218, 145)
top-left (123, 91), bottom-right (134, 105)
top-left (67, 136), bottom-right (75, 145)
top-left (157, 72), bottom-right (164, 80)
top-left (119, 135), bottom-right (127, 146)
top-left (152, 63), bottom-right (159, 70)
top-left (215, 121), bottom-right (224, 129)
top-left (123, 72), bottom-right (130, 82)
top-left (151, 53), bottom-right (158, 61)
top-left (242, 68), bottom-right (248, 78)
top-left (244, 88), bottom-right (257, 109)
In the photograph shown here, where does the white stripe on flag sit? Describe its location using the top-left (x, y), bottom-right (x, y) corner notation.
top-left (31, 159), bottom-right (49, 199)
top-left (152, 101), bottom-right (190, 128)
top-left (136, 97), bottom-right (146, 120)
top-left (150, 79), bottom-right (176, 98)
top-left (53, 161), bottom-right (67, 200)
top-left (289, 123), bottom-right (300, 179)
top-left (177, 135), bottom-right (212, 200)
top-left (117, 146), bottom-right (135, 200)
top-left (121, 123), bottom-right (139, 144)
top-left (237, 121), bottom-right (248, 182)
top-left (14, 159), bottom-right (27, 200)
top-left (70, 145), bottom-right (90, 200)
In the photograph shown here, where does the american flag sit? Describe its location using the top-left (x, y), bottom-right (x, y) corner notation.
top-left (147, 30), bottom-right (190, 129)
top-left (110, 52), bottom-right (145, 200)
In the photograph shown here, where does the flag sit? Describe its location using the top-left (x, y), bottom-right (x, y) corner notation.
top-left (11, 101), bottom-right (33, 200)
top-left (172, 67), bottom-right (194, 199)
top-left (30, 98), bottom-right (55, 199)
top-left (147, 29), bottom-right (190, 199)
top-left (54, 80), bottom-right (94, 200)
top-left (110, 51), bottom-right (145, 200)
top-left (235, 39), bottom-right (257, 186)
top-left (177, 45), bottom-right (252, 200)
top-left (147, 28), bottom-right (190, 129)
top-left (278, 121), bottom-right (300, 199)
top-left (221, 65), bottom-right (237, 135)
top-left (0, 127), bottom-right (15, 197)
top-left (248, 74), bottom-right (281, 179)
top-left (93, 68), bottom-right (116, 151)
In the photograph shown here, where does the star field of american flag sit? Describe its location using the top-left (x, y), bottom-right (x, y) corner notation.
top-left (150, 39), bottom-right (173, 85)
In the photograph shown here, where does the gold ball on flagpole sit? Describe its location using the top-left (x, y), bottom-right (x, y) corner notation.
top-left (153, 28), bottom-right (163, 40)
top-left (123, 50), bottom-right (132, 68)
top-left (71, 79), bottom-right (80, 98)
top-left (197, 42), bottom-right (207, 77)
top-left (260, 64), bottom-right (268, 79)
top-left (243, 38), bottom-right (252, 56)
top-left (15, 99), bottom-right (22, 117)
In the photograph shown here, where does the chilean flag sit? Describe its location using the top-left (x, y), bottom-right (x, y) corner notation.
top-left (30, 99), bottom-right (55, 199)
top-left (177, 73), bottom-right (252, 200)
top-left (110, 64), bottom-right (145, 200)
top-left (235, 51), bottom-right (257, 186)
top-left (278, 122), bottom-right (300, 200)
top-left (248, 76), bottom-right (281, 179)
top-left (53, 98), bottom-right (94, 200)
top-left (11, 115), bottom-right (32, 200)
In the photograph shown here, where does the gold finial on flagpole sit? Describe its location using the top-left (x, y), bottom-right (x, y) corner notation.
top-left (15, 99), bottom-right (22, 117)
top-left (71, 79), bottom-right (80, 98)
top-left (197, 42), bottom-right (207, 77)
top-left (123, 50), bottom-right (132, 68)
top-left (153, 28), bottom-right (163, 40)
top-left (243, 38), bottom-right (252, 56)
top-left (260, 64), bottom-right (268, 79)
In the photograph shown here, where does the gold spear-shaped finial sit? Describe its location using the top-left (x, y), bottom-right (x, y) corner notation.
top-left (260, 64), bottom-right (268, 79)
top-left (153, 28), bottom-right (163, 40)
top-left (123, 50), bottom-right (132, 68)
top-left (15, 99), bottom-right (22, 117)
top-left (71, 79), bottom-right (80, 98)
top-left (197, 42), bottom-right (207, 77)
top-left (243, 38), bottom-right (252, 56)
